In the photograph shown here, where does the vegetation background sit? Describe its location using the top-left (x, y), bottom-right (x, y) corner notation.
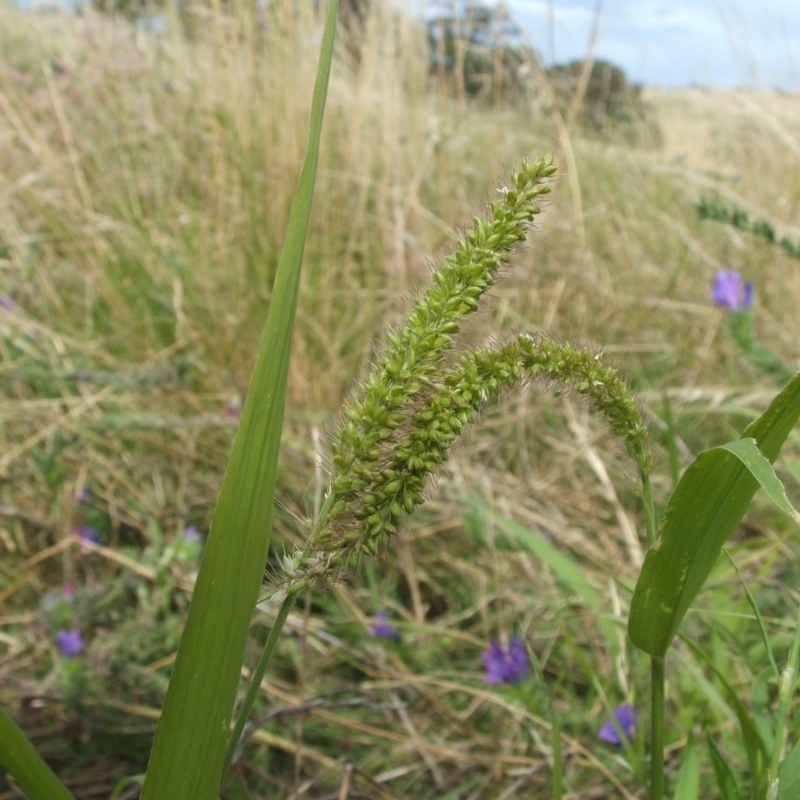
top-left (1, 0), bottom-right (800, 797)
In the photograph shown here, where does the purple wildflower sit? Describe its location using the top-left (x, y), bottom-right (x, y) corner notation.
top-left (368, 610), bottom-right (401, 641)
top-left (73, 525), bottom-right (101, 548)
top-left (711, 270), bottom-right (754, 311)
top-left (56, 629), bottom-right (84, 657)
top-left (482, 637), bottom-right (529, 684)
top-left (44, 584), bottom-right (76, 607)
top-left (0, 296), bottom-right (15, 311)
top-left (599, 703), bottom-right (638, 745)
top-left (183, 525), bottom-right (201, 541)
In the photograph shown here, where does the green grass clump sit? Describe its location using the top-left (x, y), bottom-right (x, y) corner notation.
top-left (2, 1), bottom-right (800, 797)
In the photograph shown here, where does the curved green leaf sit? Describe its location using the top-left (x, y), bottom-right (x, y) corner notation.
top-left (683, 636), bottom-right (768, 796)
top-left (629, 373), bottom-right (800, 658)
top-left (718, 439), bottom-right (800, 525)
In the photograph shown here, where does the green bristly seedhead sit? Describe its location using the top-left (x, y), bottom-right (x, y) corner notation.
top-left (270, 157), bottom-right (652, 600)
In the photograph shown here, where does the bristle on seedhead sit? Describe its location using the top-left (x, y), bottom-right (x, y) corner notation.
top-left (264, 156), bottom-right (648, 600)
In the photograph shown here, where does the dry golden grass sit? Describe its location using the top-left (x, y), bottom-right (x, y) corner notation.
top-left (1, 1), bottom-right (800, 797)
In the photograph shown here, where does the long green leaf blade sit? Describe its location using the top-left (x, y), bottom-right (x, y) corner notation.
top-left (723, 547), bottom-right (780, 680)
top-left (779, 739), bottom-right (800, 799)
top-left (0, 705), bottom-right (76, 800)
top-left (491, 511), bottom-right (603, 606)
top-left (491, 510), bottom-right (620, 657)
top-left (139, 3), bottom-right (340, 797)
top-left (673, 734), bottom-right (700, 800)
top-left (707, 733), bottom-right (744, 800)
top-left (683, 636), bottom-right (768, 795)
top-left (629, 373), bottom-right (800, 658)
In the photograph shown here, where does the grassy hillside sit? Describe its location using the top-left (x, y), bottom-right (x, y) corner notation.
top-left (2, 2), bottom-right (800, 797)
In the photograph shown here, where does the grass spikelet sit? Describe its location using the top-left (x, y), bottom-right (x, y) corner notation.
top-left (270, 159), bottom-right (653, 599)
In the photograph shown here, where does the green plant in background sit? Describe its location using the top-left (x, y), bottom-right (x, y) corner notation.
top-left (629, 374), bottom-right (800, 800)
top-left (699, 196), bottom-right (800, 386)
top-left (710, 269), bottom-right (796, 384)
top-left (427, 0), bottom-right (538, 103)
top-left (545, 58), bottom-right (662, 146)
top-left (698, 198), bottom-right (800, 262)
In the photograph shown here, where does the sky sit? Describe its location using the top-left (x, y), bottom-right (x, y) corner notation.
top-left (505, 0), bottom-right (800, 89)
top-left (10, 0), bottom-right (800, 89)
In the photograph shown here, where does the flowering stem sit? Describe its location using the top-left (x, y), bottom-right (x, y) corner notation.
top-left (220, 595), bottom-right (294, 785)
top-left (697, 197), bottom-right (800, 262)
top-left (272, 334), bottom-right (652, 599)
top-left (650, 656), bottom-right (665, 800)
top-left (727, 312), bottom-right (796, 385)
top-left (640, 466), bottom-right (656, 549)
top-left (222, 493), bottom-right (342, 781)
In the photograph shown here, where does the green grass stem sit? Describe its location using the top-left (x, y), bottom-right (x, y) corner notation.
top-left (527, 642), bottom-right (563, 800)
top-left (650, 656), bottom-right (665, 800)
top-left (221, 595), bottom-right (294, 783)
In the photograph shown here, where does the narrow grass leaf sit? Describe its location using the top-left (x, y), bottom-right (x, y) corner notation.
top-left (707, 732), bottom-right (744, 800)
top-left (139, 3), bottom-right (340, 798)
top-left (778, 739), bottom-right (800, 799)
top-left (770, 604), bottom-right (800, 797)
top-left (0, 705), bottom-right (76, 800)
top-left (673, 734), bottom-right (700, 800)
top-left (526, 641), bottom-right (563, 800)
top-left (629, 373), bottom-right (800, 658)
top-left (683, 635), bottom-right (768, 794)
top-left (491, 511), bottom-right (600, 603)
top-left (751, 668), bottom-right (776, 755)
top-left (723, 546), bottom-right (780, 680)
top-left (491, 510), bottom-right (619, 656)
top-left (109, 776), bottom-right (145, 800)
top-left (659, 390), bottom-right (681, 491)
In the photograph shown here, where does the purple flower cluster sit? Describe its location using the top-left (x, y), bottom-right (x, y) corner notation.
top-left (73, 525), bottom-right (101, 549)
top-left (482, 637), bottom-right (529, 684)
top-left (367, 618), bottom-right (637, 751)
top-left (44, 583), bottom-right (84, 658)
top-left (183, 525), bottom-right (201, 542)
top-left (599, 703), bottom-right (638, 745)
top-left (56, 629), bottom-right (84, 658)
top-left (47, 585), bottom-right (85, 657)
top-left (711, 270), bottom-right (754, 311)
top-left (368, 610), bottom-right (401, 641)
